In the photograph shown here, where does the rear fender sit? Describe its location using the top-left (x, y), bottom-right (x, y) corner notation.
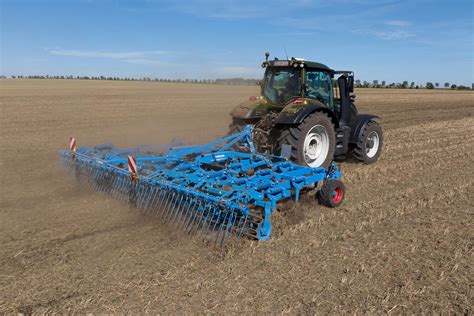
top-left (349, 114), bottom-right (380, 143)
top-left (230, 97), bottom-right (273, 120)
top-left (276, 103), bottom-right (339, 128)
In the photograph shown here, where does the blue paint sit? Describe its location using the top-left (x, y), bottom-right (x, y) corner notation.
top-left (59, 126), bottom-right (342, 245)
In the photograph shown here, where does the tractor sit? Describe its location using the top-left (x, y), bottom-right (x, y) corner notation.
top-left (229, 52), bottom-right (383, 168)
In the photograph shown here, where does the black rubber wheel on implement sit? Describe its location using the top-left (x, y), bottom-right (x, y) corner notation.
top-left (318, 179), bottom-right (345, 208)
top-left (276, 112), bottom-right (336, 169)
top-left (352, 120), bottom-right (383, 164)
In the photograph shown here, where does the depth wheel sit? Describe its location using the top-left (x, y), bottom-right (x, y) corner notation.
top-left (352, 120), bottom-right (383, 164)
top-left (318, 179), bottom-right (345, 208)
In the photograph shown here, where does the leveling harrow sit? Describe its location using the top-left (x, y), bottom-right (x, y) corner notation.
top-left (60, 126), bottom-right (345, 245)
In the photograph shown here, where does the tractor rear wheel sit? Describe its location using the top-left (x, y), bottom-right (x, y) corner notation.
top-left (276, 112), bottom-right (336, 168)
top-left (352, 120), bottom-right (383, 163)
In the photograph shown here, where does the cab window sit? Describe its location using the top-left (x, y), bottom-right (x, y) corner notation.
top-left (305, 70), bottom-right (333, 107)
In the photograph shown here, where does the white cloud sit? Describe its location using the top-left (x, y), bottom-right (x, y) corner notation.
top-left (48, 49), bottom-right (168, 59)
top-left (373, 30), bottom-right (415, 40)
top-left (384, 20), bottom-right (412, 27)
top-left (352, 27), bottom-right (416, 40)
top-left (124, 59), bottom-right (166, 66)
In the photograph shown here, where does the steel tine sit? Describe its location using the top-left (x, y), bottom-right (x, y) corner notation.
top-left (159, 190), bottom-right (174, 216)
top-left (201, 204), bottom-right (219, 240)
top-left (203, 206), bottom-right (219, 238)
top-left (166, 192), bottom-right (185, 222)
top-left (164, 191), bottom-right (181, 221)
top-left (187, 197), bottom-right (206, 232)
top-left (141, 186), bottom-right (156, 213)
top-left (183, 199), bottom-right (199, 231)
top-left (162, 190), bottom-right (177, 218)
top-left (121, 175), bottom-right (132, 202)
top-left (237, 212), bottom-right (250, 238)
top-left (152, 188), bottom-right (167, 216)
top-left (137, 184), bottom-right (150, 209)
top-left (214, 208), bottom-right (230, 246)
top-left (234, 212), bottom-right (246, 240)
top-left (142, 186), bottom-right (157, 212)
top-left (171, 194), bottom-right (188, 224)
top-left (184, 200), bottom-right (202, 231)
top-left (119, 173), bottom-right (128, 198)
top-left (110, 173), bottom-right (122, 199)
top-left (207, 207), bottom-right (223, 241)
top-left (172, 195), bottom-right (188, 225)
top-left (161, 190), bottom-right (176, 219)
top-left (192, 202), bottom-right (210, 234)
top-left (151, 187), bottom-right (166, 214)
top-left (197, 203), bottom-right (213, 235)
top-left (178, 196), bottom-right (196, 229)
top-left (111, 173), bottom-right (122, 197)
top-left (145, 185), bottom-right (159, 210)
top-left (221, 210), bottom-right (236, 246)
top-left (140, 183), bottom-right (152, 210)
top-left (103, 173), bottom-right (113, 195)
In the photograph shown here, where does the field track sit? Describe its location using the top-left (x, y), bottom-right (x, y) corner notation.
top-left (1, 80), bottom-right (473, 313)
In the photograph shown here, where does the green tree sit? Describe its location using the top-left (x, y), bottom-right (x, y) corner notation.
top-left (426, 82), bottom-right (434, 89)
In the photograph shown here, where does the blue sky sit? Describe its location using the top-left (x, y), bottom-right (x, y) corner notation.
top-left (1, 0), bottom-right (473, 85)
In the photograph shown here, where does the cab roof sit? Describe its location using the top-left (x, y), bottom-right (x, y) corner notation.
top-left (263, 59), bottom-right (333, 72)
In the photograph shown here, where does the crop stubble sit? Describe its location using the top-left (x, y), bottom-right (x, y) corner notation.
top-left (0, 80), bottom-right (473, 313)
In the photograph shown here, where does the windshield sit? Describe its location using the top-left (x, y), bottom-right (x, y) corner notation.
top-left (263, 67), bottom-right (301, 104)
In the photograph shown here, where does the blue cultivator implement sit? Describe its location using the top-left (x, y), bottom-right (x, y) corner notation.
top-left (60, 126), bottom-right (345, 245)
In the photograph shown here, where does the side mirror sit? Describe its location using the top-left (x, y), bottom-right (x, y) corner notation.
top-left (347, 76), bottom-right (354, 93)
top-left (257, 80), bottom-right (262, 87)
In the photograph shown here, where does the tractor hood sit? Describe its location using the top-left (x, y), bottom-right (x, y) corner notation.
top-left (230, 96), bottom-right (274, 119)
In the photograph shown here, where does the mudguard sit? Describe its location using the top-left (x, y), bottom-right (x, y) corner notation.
top-left (230, 96), bottom-right (274, 120)
top-left (275, 101), bottom-right (339, 127)
top-left (348, 114), bottom-right (380, 143)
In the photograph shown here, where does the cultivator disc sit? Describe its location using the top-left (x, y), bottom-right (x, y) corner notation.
top-left (59, 126), bottom-right (342, 245)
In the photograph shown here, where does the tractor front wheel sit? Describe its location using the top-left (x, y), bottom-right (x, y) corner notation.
top-left (352, 120), bottom-right (383, 164)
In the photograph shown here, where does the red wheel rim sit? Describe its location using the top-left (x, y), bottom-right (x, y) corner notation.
top-left (332, 187), bottom-right (343, 204)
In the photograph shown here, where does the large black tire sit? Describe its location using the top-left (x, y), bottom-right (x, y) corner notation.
top-left (276, 112), bottom-right (336, 168)
top-left (352, 120), bottom-right (383, 164)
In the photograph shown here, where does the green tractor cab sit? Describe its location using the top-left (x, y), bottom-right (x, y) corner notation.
top-left (229, 52), bottom-right (383, 168)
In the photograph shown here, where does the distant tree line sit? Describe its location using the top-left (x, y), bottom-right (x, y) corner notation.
top-left (0, 75), bottom-right (258, 86)
top-left (354, 79), bottom-right (473, 90)
top-left (1, 75), bottom-right (472, 90)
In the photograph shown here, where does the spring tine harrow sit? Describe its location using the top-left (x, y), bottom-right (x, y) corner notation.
top-left (59, 126), bottom-right (342, 245)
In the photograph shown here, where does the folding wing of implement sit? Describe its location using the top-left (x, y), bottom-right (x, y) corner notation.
top-left (60, 126), bottom-right (345, 246)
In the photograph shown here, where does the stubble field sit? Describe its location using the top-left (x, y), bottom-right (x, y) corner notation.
top-left (1, 80), bottom-right (473, 313)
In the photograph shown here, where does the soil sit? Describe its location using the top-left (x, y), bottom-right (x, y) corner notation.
top-left (1, 80), bottom-right (473, 313)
